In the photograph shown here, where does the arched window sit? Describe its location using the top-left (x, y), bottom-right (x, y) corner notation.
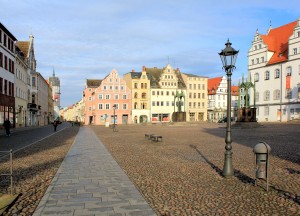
top-left (134, 92), bottom-right (138, 99)
top-left (264, 90), bottom-right (270, 101)
top-left (134, 102), bottom-right (138, 109)
top-left (273, 89), bottom-right (280, 100)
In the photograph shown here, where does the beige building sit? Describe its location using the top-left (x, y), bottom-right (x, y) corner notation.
top-left (15, 43), bottom-right (30, 127)
top-left (123, 66), bottom-right (151, 123)
top-left (182, 73), bottom-right (208, 121)
top-left (36, 72), bottom-right (49, 126)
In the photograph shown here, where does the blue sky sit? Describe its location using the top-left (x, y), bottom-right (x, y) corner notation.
top-left (0, 0), bottom-right (299, 107)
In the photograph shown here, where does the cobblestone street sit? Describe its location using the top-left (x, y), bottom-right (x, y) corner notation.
top-left (91, 122), bottom-right (300, 215)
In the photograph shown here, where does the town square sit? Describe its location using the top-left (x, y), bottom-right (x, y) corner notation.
top-left (1, 0), bottom-right (300, 215)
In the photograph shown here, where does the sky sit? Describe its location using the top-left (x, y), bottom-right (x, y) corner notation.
top-left (0, 0), bottom-right (299, 108)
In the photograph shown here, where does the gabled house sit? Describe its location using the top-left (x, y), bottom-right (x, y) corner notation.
top-left (84, 69), bottom-right (132, 125)
top-left (248, 18), bottom-right (300, 122)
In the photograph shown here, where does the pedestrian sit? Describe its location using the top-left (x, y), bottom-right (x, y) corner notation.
top-left (53, 120), bottom-right (58, 132)
top-left (3, 118), bottom-right (11, 136)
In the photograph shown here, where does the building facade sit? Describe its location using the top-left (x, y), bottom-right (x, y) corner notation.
top-left (208, 76), bottom-right (238, 122)
top-left (48, 69), bottom-right (61, 120)
top-left (0, 22), bottom-right (16, 126)
top-left (144, 64), bottom-right (186, 123)
top-left (248, 19), bottom-right (300, 122)
top-left (84, 69), bottom-right (132, 125)
top-left (182, 73), bottom-right (208, 122)
top-left (123, 66), bottom-right (151, 123)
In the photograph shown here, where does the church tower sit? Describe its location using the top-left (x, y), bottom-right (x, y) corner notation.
top-left (48, 68), bottom-right (61, 119)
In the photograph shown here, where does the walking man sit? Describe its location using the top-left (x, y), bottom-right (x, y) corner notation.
top-left (53, 120), bottom-right (58, 132)
top-left (3, 118), bottom-right (11, 136)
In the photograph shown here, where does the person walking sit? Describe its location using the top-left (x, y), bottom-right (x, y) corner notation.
top-left (53, 120), bottom-right (58, 132)
top-left (3, 118), bottom-right (11, 136)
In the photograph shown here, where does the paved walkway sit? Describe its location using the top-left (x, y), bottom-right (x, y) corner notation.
top-left (33, 127), bottom-right (156, 216)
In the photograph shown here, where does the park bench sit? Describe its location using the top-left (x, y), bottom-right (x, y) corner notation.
top-left (151, 135), bottom-right (163, 142)
top-left (145, 134), bottom-right (154, 140)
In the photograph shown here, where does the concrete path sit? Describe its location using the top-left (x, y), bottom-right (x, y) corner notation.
top-left (33, 127), bottom-right (156, 216)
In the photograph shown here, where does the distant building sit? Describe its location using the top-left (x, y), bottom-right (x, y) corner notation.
top-left (248, 18), bottom-right (300, 122)
top-left (84, 69), bottom-right (132, 125)
top-left (48, 69), bottom-right (61, 120)
top-left (208, 76), bottom-right (238, 122)
top-left (181, 73), bottom-right (208, 122)
top-left (123, 66), bottom-right (151, 123)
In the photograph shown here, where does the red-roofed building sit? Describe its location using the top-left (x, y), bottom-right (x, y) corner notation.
top-left (248, 18), bottom-right (300, 122)
top-left (207, 76), bottom-right (238, 122)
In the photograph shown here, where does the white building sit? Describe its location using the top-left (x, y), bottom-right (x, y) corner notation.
top-left (48, 69), bottom-right (61, 120)
top-left (208, 76), bottom-right (238, 122)
top-left (15, 43), bottom-right (30, 127)
top-left (248, 18), bottom-right (300, 122)
top-left (146, 64), bottom-right (187, 123)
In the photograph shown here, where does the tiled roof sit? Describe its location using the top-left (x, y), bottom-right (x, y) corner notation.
top-left (16, 41), bottom-right (30, 57)
top-left (208, 77), bottom-right (222, 95)
top-left (86, 79), bottom-right (102, 88)
top-left (260, 20), bottom-right (297, 65)
top-left (231, 86), bottom-right (239, 96)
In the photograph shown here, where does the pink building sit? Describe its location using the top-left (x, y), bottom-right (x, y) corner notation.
top-left (84, 69), bottom-right (132, 125)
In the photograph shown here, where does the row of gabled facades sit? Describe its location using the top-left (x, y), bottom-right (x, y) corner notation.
top-left (0, 22), bottom-right (61, 128)
top-left (61, 18), bottom-right (300, 124)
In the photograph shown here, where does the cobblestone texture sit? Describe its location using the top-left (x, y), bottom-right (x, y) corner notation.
top-left (91, 123), bottom-right (300, 216)
top-left (0, 127), bottom-right (79, 216)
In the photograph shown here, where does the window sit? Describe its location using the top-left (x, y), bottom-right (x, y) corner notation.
top-left (98, 94), bottom-right (103, 99)
top-left (264, 106), bottom-right (269, 116)
top-left (273, 90), bottom-right (280, 100)
top-left (121, 86), bottom-right (124, 90)
top-left (105, 104), bottom-right (110, 109)
top-left (189, 102), bottom-right (192, 108)
top-left (293, 48), bottom-right (297, 55)
top-left (98, 104), bottom-right (103, 109)
top-left (254, 73), bottom-right (259, 82)
top-left (105, 94), bottom-right (110, 99)
top-left (152, 101), bottom-right (155, 106)
top-left (286, 89), bottom-right (292, 99)
top-left (202, 93), bottom-right (205, 99)
top-left (256, 58), bottom-right (259, 64)
top-left (189, 84), bottom-right (192, 89)
top-left (161, 101), bottom-right (164, 106)
top-left (275, 69), bottom-right (280, 78)
top-left (286, 66), bottom-right (292, 76)
top-left (264, 71), bottom-right (270, 80)
top-left (166, 101), bottom-right (169, 106)
top-left (89, 106), bottom-right (92, 111)
top-left (114, 94), bottom-right (119, 99)
top-left (156, 101), bottom-right (159, 106)
top-left (290, 108), bottom-right (294, 115)
top-left (103, 86), bottom-right (107, 90)
top-left (264, 90), bottom-right (270, 101)
top-left (255, 92), bottom-right (259, 102)
top-left (261, 57), bottom-right (264, 63)
top-left (194, 93), bottom-right (196, 98)
top-left (134, 83), bottom-right (138, 89)
top-left (122, 94), bottom-right (127, 99)
top-left (123, 104), bottom-right (127, 109)
top-left (134, 92), bottom-right (138, 99)
top-left (32, 77), bottom-right (36, 87)
top-left (88, 97), bottom-right (92, 101)
top-left (252, 59), bottom-right (254, 65)
top-left (142, 92), bottom-right (146, 99)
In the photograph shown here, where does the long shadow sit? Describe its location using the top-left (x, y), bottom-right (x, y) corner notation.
top-left (203, 123), bottom-right (300, 165)
top-left (0, 125), bottom-right (79, 162)
top-left (189, 144), bottom-right (255, 185)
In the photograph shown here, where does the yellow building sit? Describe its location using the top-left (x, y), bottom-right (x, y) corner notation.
top-left (123, 66), bottom-right (150, 123)
top-left (181, 73), bottom-right (208, 122)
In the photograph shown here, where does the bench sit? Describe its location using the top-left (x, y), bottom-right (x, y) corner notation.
top-left (151, 135), bottom-right (163, 142)
top-left (145, 134), bottom-right (154, 140)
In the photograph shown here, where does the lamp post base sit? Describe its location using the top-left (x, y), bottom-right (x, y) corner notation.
top-left (223, 150), bottom-right (233, 177)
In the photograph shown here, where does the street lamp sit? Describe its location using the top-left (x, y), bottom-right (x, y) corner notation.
top-left (218, 39), bottom-right (239, 177)
top-left (113, 104), bottom-right (116, 131)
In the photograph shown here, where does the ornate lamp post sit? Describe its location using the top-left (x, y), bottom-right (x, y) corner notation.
top-left (218, 39), bottom-right (239, 177)
top-left (113, 104), bottom-right (116, 130)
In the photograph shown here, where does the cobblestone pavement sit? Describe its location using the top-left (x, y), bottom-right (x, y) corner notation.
top-left (91, 122), bottom-right (300, 216)
top-left (0, 126), bottom-right (79, 215)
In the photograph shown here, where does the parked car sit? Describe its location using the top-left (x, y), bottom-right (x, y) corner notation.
top-left (218, 117), bottom-right (235, 123)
